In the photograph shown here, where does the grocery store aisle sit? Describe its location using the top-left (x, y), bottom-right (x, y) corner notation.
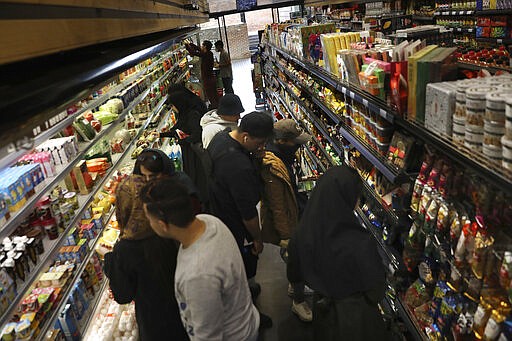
top-left (232, 58), bottom-right (257, 113)
top-left (255, 244), bottom-right (314, 341)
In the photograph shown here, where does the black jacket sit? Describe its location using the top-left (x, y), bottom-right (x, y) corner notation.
top-left (104, 236), bottom-right (188, 341)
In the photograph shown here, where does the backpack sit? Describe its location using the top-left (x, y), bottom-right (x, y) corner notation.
top-left (189, 142), bottom-right (235, 213)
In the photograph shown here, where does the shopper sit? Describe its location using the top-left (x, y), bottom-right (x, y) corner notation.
top-left (140, 178), bottom-right (260, 341)
top-left (104, 148), bottom-right (204, 341)
top-left (185, 40), bottom-right (219, 109)
top-left (288, 166), bottom-right (388, 341)
top-left (200, 93), bottom-right (244, 148)
top-left (259, 119), bottom-right (313, 322)
top-left (214, 40), bottom-right (234, 94)
top-left (207, 111), bottom-right (273, 282)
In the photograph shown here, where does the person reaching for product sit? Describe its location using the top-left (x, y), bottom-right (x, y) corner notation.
top-left (260, 119), bottom-right (313, 322)
top-left (103, 147), bottom-right (203, 341)
top-left (200, 93), bottom-right (244, 149)
top-left (288, 166), bottom-right (389, 340)
top-left (185, 40), bottom-right (219, 109)
top-left (141, 178), bottom-right (260, 341)
top-left (159, 84), bottom-right (208, 206)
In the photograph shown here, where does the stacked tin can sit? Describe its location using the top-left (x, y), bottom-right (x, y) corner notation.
top-left (485, 92), bottom-right (509, 164)
top-left (453, 79), bottom-right (475, 143)
top-left (464, 86), bottom-right (497, 152)
top-left (505, 96), bottom-right (512, 170)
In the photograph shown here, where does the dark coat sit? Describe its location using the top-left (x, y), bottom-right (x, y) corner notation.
top-left (104, 236), bottom-right (189, 341)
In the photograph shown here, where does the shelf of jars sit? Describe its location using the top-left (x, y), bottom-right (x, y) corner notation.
top-left (263, 42), bottom-right (512, 195)
top-left (0, 54), bottom-right (189, 340)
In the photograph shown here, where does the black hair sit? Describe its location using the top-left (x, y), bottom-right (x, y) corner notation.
top-left (238, 111), bottom-right (274, 139)
top-left (140, 178), bottom-right (195, 228)
top-left (202, 40), bottom-right (213, 50)
top-left (215, 40), bottom-right (224, 49)
top-left (135, 150), bottom-right (164, 173)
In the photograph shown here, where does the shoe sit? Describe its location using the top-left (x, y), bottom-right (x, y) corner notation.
top-left (259, 312), bottom-right (273, 329)
top-left (249, 282), bottom-right (261, 300)
top-left (291, 301), bottom-right (313, 322)
top-left (288, 284), bottom-right (315, 297)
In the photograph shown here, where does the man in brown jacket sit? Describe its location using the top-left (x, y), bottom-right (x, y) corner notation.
top-left (260, 119), bottom-right (313, 322)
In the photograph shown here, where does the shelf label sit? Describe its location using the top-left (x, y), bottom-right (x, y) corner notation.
top-left (341, 87), bottom-right (347, 94)
top-left (497, 39), bottom-right (503, 44)
top-left (362, 99), bottom-right (369, 107)
top-left (349, 91), bottom-right (355, 99)
top-left (397, 32), bottom-right (408, 38)
top-left (379, 108), bottom-right (388, 119)
top-left (451, 11), bottom-right (456, 15)
top-left (467, 10), bottom-right (473, 14)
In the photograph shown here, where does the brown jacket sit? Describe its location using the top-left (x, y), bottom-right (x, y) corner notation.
top-left (260, 151), bottom-right (298, 245)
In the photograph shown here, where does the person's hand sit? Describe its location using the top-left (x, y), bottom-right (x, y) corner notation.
top-left (252, 239), bottom-right (264, 255)
top-left (279, 239), bottom-right (289, 249)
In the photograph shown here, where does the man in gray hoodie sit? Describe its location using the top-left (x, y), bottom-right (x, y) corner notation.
top-left (200, 94), bottom-right (244, 148)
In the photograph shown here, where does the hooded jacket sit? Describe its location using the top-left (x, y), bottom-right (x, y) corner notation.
top-left (260, 150), bottom-right (298, 245)
top-left (200, 109), bottom-right (238, 148)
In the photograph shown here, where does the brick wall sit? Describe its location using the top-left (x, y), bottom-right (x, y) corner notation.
top-left (199, 23), bottom-right (251, 60)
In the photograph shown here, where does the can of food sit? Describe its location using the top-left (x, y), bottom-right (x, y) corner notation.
top-left (453, 115), bottom-right (466, 143)
top-left (506, 97), bottom-right (512, 139)
top-left (484, 120), bottom-right (506, 147)
top-left (455, 80), bottom-right (475, 119)
top-left (486, 91), bottom-right (511, 124)
top-left (483, 143), bottom-right (502, 163)
top-left (466, 86), bottom-right (498, 111)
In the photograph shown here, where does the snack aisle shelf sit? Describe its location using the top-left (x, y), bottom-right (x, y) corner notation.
top-left (263, 42), bottom-right (512, 194)
top-left (270, 87), bottom-right (336, 165)
top-left (265, 53), bottom-right (407, 184)
top-left (270, 72), bottom-right (345, 160)
top-left (433, 9), bottom-right (475, 16)
top-left (457, 61), bottom-right (512, 73)
top-left (264, 88), bottom-right (331, 171)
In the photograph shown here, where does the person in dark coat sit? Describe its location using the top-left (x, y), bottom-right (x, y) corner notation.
top-left (185, 40), bottom-right (219, 109)
top-left (288, 166), bottom-right (389, 341)
top-left (102, 150), bottom-right (191, 341)
top-left (160, 86), bottom-right (209, 205)
top-left (103, 149), bottom-right (202, 341)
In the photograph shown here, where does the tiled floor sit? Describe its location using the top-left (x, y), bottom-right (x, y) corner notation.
top-left (232, 58), bottom-right (257, 114)
top-left (232, 58), bottom-right (315, 341)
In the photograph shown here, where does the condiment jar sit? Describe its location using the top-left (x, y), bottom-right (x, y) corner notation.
top-left (41, 218), bottom-right (58, 240)
top-left (26, 228), bottom-right (44, 254)
top-left (64, 192), bottom-right (79, 210)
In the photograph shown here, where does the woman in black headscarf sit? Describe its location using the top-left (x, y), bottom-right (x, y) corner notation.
top-left (287, 166), bottom-right (389, 341)
top-left (160, 85), bottom-right (208, 205)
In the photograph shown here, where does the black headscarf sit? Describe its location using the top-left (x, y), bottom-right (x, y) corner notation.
top-left (166, 85), bottom-right (206, 143)
top-left (294, 166), bottom-right (385, 299)
top-left (133, 148), bottom-right (175, 176)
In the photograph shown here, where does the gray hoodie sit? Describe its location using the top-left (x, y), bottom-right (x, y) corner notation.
top-left (200, 109), bottom-right (239, 148)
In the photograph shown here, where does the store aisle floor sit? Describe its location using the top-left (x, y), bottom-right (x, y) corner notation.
top-left (232, 58), bottom-right (257, 113)
top-left (255, 244), bottom-right (314, 341)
